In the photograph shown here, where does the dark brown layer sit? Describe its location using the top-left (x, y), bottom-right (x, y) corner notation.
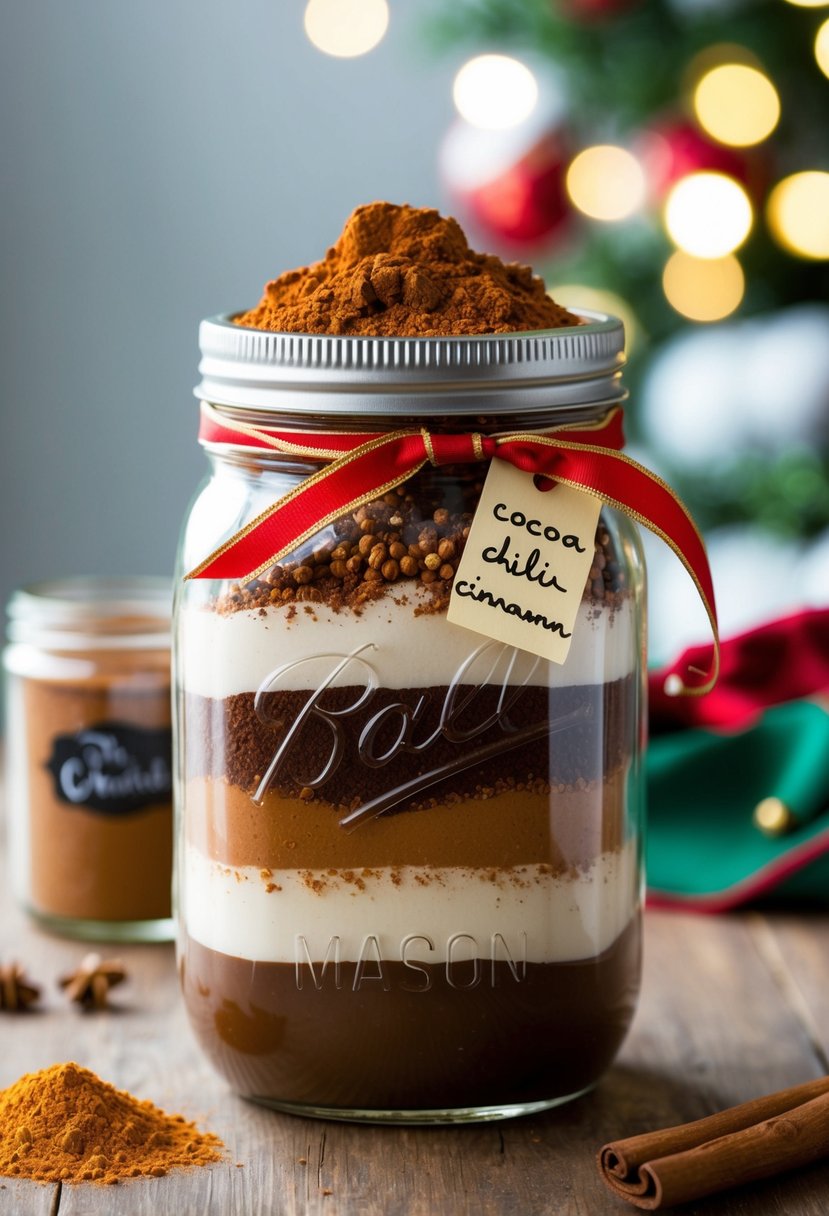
top-left (185, 676), bottom-right (637, 811)
top-left (180, 916), bottom-right (641, 1112)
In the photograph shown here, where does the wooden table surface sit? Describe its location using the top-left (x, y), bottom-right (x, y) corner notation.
top-left (2, 882), bottom-right (829, 1215)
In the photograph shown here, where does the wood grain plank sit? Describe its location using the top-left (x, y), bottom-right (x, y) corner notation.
top-left (196, 908), bottom-right (825, 1216)
top-left (589, 910), bottom-right (829, 1216)
top-left (750, 912), bottom-right (829, 1070)
top-left (4, 874), bottom-right (829, 1213)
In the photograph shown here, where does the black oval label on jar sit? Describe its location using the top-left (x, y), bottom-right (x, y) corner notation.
top-left (45, 722), bottom-right (172, 815)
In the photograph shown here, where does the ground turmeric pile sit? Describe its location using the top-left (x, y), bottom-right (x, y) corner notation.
top-left (0, 1062), bottom-right (223, 1185)
top-left (234, 201), bottom-right (579, 337)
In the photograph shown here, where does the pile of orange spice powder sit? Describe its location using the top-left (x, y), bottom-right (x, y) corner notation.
top-left (234, 201), bottom-right (578, 336)
top-left (0, 1062), bottom-right (223, 1186)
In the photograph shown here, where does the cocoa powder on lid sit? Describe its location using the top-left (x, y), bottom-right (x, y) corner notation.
top-left (233, 202), bottom-right (579, 337)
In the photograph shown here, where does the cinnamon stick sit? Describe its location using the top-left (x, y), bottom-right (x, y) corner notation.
top-left (597, 1075), bottom-right (829, 1209)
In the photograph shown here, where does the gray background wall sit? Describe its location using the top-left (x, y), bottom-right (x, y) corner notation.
top-left (0, 1), bottom-right (455, 614)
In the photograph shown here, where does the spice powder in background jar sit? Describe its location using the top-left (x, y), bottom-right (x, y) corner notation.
top-left (3, 578), bottom-right (174, 941)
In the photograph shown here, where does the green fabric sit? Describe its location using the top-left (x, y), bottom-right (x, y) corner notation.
top-left (646, 700), bottom-right (829, 903)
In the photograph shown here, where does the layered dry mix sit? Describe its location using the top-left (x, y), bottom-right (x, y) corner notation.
top-left (179, 476), bottom-right (641, 1111)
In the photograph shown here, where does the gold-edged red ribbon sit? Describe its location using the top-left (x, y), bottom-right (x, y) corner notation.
top-left (188, 401), bottom-right (719, 695)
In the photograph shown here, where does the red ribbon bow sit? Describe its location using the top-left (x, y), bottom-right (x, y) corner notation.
top-left (187, 401), bottom-right (719, 695)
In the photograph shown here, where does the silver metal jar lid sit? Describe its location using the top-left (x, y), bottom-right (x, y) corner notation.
top-left (195, 310), bottom-right (626, 417)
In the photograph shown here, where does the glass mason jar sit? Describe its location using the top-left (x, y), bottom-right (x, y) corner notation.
top-left (175, 313), bottom-right (645, 1123)
top-left (4, 577), bottom-right (174, 941)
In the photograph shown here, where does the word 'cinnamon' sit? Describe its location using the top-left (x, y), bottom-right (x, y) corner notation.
top-left (233, 202), bottom-right (578, 336)
top-left (598, 1074), bottom-right (829, 1209)
top-left (0, 1062), bottom-right (223, 1185)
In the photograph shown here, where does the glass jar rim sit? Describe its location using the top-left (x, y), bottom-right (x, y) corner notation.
top-left (196, 309), bottom-right (626, 417)
top-left (6, 576), bottom-right (171, 649)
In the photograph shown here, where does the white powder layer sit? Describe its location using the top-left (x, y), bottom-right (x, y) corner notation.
top-left (179, 594), bottom-right (636, 698)
top-left (181, 840), bottom-right (639, 965)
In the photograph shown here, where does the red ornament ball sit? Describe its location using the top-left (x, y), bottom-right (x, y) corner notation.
top-left (560, 0), bottom-right (641, 20)
top-left (440, 121), bottom-right (572, 252)
top-left (636, 118), bottom-right (756, 200)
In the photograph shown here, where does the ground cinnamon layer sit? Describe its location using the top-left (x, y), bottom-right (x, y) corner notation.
top-left (184, 768), bottom-right (630, 872)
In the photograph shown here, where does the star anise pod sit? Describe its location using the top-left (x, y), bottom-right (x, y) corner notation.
top-left (59, 953), bottom-right (127, 1011)
top-left (0, 961), bottom-right (41, 1011)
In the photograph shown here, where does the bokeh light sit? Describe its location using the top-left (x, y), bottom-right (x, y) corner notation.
top-left (662, 251), bottom-right (745, 322)
top-left (665, 172), bottom-right (753, 258)
top-left (693, 64), bottom-right (780, 147)
top-left (453, 55), bottom-right (539, 130)
top-left (304, 0), bottom-right (389, 58)
top-left (565, 145), bottom-right (646, 221)
top-left (781, 0), bottom-right (829, 7)
top-left (767, 172), bottom-right (829, 259)
top-left (816, 18), bottom-right (829, 77)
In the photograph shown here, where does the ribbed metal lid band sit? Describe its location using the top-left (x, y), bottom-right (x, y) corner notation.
top-left (199, 317), bottom-right (624, 373)
top-left (194, 311), bottom-right (626, 416)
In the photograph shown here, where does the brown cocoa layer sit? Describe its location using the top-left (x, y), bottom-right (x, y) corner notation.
top-left (19, 671), bottom-right (172, 923)
top-left (184, 771), bottom-right (629, 872)
top-left (185, 676), bottom-right (636, 810)
top-left (180, 914), bottom-right (641, 1111)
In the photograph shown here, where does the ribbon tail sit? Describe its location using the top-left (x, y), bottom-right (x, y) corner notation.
top-left (185, 431), bottom-right (429, 583)
top-left (528, 443), bottom-right (719, 697)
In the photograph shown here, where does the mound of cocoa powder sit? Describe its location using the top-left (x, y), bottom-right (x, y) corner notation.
top-left (233, 202), bottom-right (578, 337)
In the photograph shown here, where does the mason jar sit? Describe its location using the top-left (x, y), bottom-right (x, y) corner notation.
top-left (4, 577), bottom-right (174, 941)
top-left (175, 313), bottom-right (645, 1123)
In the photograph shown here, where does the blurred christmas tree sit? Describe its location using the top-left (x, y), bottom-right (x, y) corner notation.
top-left (423, 0), bottom-right (829, 544)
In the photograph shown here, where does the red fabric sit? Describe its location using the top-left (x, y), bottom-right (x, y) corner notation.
top-left (650, 607), bottom-right (829, 733)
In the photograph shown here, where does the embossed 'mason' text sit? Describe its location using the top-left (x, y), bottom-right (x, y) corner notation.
top-left (294, 932), bottom-right (528, 992)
